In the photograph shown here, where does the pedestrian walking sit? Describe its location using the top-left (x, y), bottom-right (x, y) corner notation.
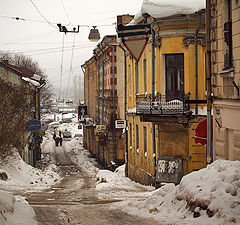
top-left (55, 134), bottom-right (60, 146)
top-left (59, 132), bottom-right (63, 146)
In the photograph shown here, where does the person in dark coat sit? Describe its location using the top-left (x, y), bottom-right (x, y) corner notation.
top-left (55, 135), bottom-right (60, 146)
top-left (59, 131), bottom-right (63, 146)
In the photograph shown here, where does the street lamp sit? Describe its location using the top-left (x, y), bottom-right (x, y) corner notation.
top-left (88, 26), bottom-right (100, 42)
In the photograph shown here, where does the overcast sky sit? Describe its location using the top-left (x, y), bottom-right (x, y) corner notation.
top-left (0, 0), bottom-right (143, 99)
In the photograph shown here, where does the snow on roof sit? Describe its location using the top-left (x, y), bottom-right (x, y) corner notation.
top-left (22, 77), bottom-right (40, 87)
top-left (130, 0), bottom-right (205, 24)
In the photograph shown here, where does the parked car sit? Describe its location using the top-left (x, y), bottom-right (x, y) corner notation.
top-left (49, 121), bottom-right (60, 129)
top-left (63, 131), bottom-right (72, 140)
top-left (59, 118), bottom-right (72, 124)
top-left (74, 133), bottom-right (83, 138)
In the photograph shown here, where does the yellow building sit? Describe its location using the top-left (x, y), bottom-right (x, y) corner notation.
top-left (82, 35), bottom-right (126, 168)
top-left (122, 12), bottom-right (207, 185)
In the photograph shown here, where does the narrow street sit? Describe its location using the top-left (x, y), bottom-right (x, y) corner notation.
top-left (26, 142), bottom-right (163, 225)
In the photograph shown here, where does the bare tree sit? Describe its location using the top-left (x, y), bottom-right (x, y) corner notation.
top-left (0, 79), bottom-right (32, 158)
top-left (0, 51), bottom-right (54, 113)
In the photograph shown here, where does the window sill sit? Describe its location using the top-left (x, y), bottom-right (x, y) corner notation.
top-left (220, 67), bottom-right (234, 78)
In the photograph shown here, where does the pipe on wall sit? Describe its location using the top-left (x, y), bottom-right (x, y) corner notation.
top-left (151, 27), bottom-right (156, 178)
top-left (119, 44), bottom-right (128, 177)
top-left (194, 11), bottom-right (202, 115)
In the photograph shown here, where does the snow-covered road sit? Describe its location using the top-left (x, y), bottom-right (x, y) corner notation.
top-left (0, 114), bottom-right (239, 225)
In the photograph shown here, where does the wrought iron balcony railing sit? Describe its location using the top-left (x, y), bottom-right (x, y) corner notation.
top-left (136, 93), bottom-right (191, 115)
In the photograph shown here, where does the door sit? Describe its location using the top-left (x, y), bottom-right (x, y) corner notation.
top-left (165, 54), bottom-right (184, 102)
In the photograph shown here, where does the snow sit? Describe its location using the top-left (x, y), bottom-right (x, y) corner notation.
top-left (0, 149), bottom-right (61, 192)
top-left (0, 190), bottom-right (37, 225)
top-left (110, 160), bottom-right (240, 225)
top-left (21, 77), bottom-right (40, 87)
top-left (130, 0), bottom-right (205, 24)
top-left (0, 112), bottom-right (239, 225)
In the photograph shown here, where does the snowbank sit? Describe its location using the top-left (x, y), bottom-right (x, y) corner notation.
top-left (113, 160), bottom-right (240, 225)
top-left (0, 190), bottom-right (37, 225)
top-left (96, 165), bottom-right (154, 200)
top-left (0, 149), bottom-right (62, 192)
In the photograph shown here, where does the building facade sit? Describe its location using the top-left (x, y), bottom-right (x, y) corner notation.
top-left (210, 0), bottom-right (240, 160)
top-left (82, 35), bottom-right (126, 169)
top-left (120, 12), bottom-right (208, 185)
top-left (0, 61), bottom-right (43, 166)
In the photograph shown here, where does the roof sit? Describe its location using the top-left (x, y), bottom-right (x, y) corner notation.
top-left (0, 61), bottom-right (34, 78)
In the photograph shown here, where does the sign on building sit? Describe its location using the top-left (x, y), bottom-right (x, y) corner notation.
top-left (78, 105), bottom-right (87, 119)
top-left (115, 120), bottom-right (126, 129)
top-left (96, 125), bottom-right (106, 134)
top-left (26, 119), bottom-right (41, 132)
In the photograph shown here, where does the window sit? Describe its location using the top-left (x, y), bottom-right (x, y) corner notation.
top-left (143, 59), bottom-right (147, 93)
top-left (165, 54), bottom-right (184, 101)
top-left (136, 125), bottom-right (139, 153)
top-left (223, 0), bottom-right (233, 70)
top-left (135, 62), bottom-right (139, 95)
top-left (143, 126), bottom-right (147, 157)
top-left (129, 123), bottom-right (132, 150)
top-left (128, 64), bottom-right (131, 97)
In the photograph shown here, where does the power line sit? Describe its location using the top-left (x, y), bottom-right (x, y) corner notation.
top-left (65, 33), bottom-right (76, 100)
top-left (4, 41), bottom-right (91, 45)
top-left (25, 45), bottom-right (95, 56)
top-left (0, 14), bottom-right (115, 28)
top-left (59, 33), bottom-right (65, 100)
top-left (30, 0), bottom-right (58, 29)
top-left (3, 31), bottom-right (56, 44)
top-left (60, 0), bottom-right (72, 25)
top-left (17, 43), bottom-right (95, 54)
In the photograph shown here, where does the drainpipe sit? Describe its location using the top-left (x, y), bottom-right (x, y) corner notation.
top-left (87, 64), bottom-right (90, 151)
top-left (107, 44), bottom-right (117, 163)
top-left (97, 62), bottom-right (100, 124)
top-left (151, 27), bottom-right (156, 178)
top-left (194, 12), bottom-right (201, 115)
top-left (98, 46), bottom-right (105, 166)
top-left (112, 46), bottom-right (116, 163)
top-left (119, 44), bottom-right (128, 177)
top-left (206, 0), bottom-right (212, 163)
top-left (98, 48), bottom-right (105, 125)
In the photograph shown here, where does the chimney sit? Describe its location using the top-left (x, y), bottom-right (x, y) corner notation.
top-left (117, 14), bottom-right (134, 26)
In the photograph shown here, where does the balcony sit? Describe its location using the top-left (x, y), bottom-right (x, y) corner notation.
top-left (136, 93), bottom-right (191, 116)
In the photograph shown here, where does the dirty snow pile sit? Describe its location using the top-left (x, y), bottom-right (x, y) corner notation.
top-left (112, 160), bottom-right (240, 225)
top-left (96, 165), bottom-right (154, 200)
top-left (0, 149), bottom-right (62, 192)
top-left (0, 190), bottom-right (37, 225)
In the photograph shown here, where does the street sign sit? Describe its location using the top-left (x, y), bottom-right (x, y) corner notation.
top-left (96, 125), bottom-right (106, 134)
top-left (117, 24), bottom-right (151, 38)
top-left (123, 37), bottom-right (148, 62)
top-left (115, 120), bottom-right (126, 129)
top-left (26, 119), bottom-right (41, 132)
top-left (78, 106), bottom-right (87, 119)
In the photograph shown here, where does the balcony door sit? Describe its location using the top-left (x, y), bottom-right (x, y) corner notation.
top-left (165, 54), bottom-right (184, 102)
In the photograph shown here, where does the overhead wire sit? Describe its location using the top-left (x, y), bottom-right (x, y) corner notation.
top-left (65, 33), bottom-right (76, 100)
top-left (17, 44), bottom-right (95, 56)
top-left (59, 33), bottom-right (65, 100)
top-left (60, 0), bottom-right (72, 25)
top-left (0, 14), bottom-right (115, 28)
top-left (3, 31), bottom-right (56, 44)
top-left (30, 0), bottom-right (58, 29)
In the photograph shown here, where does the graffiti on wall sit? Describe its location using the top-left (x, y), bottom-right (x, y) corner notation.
top-left (156, 158), bottom-right (183, 184)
